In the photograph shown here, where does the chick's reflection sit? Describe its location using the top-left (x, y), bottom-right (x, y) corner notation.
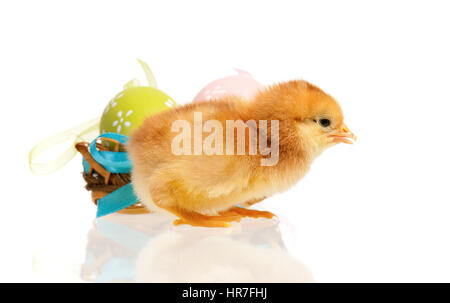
top-left (81, 213), bottom-right (313, 283)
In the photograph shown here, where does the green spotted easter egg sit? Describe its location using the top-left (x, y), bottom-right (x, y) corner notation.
top-left (100, 86), bottom-right (176, 136)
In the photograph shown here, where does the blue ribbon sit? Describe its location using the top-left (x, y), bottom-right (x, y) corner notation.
top-left (82, 133), bottom-right (139, 218)
top-left (83, 133), bottom-right (132, 174)
top-left (96, 183), bottom-right (139, 218)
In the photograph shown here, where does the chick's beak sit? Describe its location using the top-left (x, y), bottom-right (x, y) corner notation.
top-left (328, 124), bottom-right (357, 144)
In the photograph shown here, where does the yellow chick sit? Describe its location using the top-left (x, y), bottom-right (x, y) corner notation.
top-left (127, 80), bottom-right (356, 227)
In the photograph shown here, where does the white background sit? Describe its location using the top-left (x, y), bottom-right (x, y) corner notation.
top-left (1, 0), bottom-right (449, 282)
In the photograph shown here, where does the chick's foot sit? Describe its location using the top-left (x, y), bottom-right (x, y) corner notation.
top-left (229, 206), bottom-right (276, 219)
top-left (154, 200), bottom-right (275, 228)
top-left (173, 211), bottom-right (244, 228)
top-left (154, 200), bottom-right (240, 228)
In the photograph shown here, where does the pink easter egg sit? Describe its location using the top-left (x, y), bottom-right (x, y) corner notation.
top-left (193, 69), bottom-right (264, 102)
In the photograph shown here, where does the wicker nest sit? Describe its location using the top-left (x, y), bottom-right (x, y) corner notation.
top-left (75, 139), bottom-right (150, 215)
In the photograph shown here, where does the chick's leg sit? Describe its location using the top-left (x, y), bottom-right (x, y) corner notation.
top-left (240, 197), bottom-right (266, 207)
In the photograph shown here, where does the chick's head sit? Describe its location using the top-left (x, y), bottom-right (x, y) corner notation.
top-left (252, 80), bottom-right (356, 156)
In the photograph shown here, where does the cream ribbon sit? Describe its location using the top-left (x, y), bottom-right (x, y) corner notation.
top-left (29, 117), bottom-right (100, 175)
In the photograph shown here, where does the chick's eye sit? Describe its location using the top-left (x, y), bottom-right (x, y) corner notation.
top-left (319, 118), bottom-right (331, 127)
